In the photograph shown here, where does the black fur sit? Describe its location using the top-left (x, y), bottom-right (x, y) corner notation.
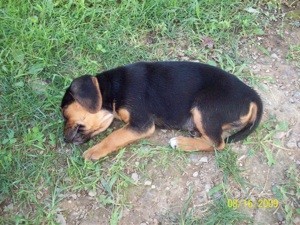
top-left (61, 61), bottom-right (263, 143)
top-left (61, 75), bottom-right (101, 113)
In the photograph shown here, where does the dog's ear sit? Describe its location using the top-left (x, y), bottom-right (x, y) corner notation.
top-left (70, 75), bottom-right (102, 113)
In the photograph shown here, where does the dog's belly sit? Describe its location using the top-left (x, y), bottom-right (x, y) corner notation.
top-left (154, 117), bottom-right (195, 131)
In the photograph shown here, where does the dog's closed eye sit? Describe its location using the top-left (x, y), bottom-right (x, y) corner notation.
top-left (77, 124), bottom-right (85, 132)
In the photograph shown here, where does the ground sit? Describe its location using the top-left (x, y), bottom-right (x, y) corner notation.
top-left (0, 1), bottom-right (299, 225)
top-left (56, 25), bottom-right (300, 225)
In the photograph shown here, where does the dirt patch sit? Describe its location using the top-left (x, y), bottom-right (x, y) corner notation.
top-left (237, 24), bottom-right (300, 224)
top-left (120, 151), bottom-right (221, 225)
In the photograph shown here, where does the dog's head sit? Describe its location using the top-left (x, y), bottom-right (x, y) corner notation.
top-left (61, 75), bottom-right (114, 144)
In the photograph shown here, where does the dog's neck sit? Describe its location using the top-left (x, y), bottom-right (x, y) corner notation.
top-left (96, 69), bottom-right (123, 112)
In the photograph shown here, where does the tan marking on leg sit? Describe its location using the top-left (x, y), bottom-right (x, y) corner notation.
top-left (221, 102), bottom-right (258, 136)
top-left (222, 123), bottom-right (232, 131)
top-left (117, 108), bottom-right (130, 123)
top-left (191, 108), bottom-right (219, 147)
top-left (170, 108), bottom-right (225, 151)
top-left (240, 102), bottom-right (257, 124)
top-left (83, 124), bottom-right (155, 160)
top-left (191, 108), bottom-right (205, 135)
top-left (249, 102), bottom-right (258, 123)
top-left (170, 136), bottom-right (225, 151)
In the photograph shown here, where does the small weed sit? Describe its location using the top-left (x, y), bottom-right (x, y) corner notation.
top-left (272, 165), bottom-right (300, 224)
top-left (23, 126), bottom-right (46, 149)
top-left (215, 147), bottom-right (244, 185)
top-left (110, 206), bottom-right (123, 225)
top-left (66, 155), bottom-right (103, 191)
top-left (287, 45), bottom-right (300, 67)
top-left (2, 130), bottom-right (17, 145)
top-left (244, 117), bottom-right (289, 166)
top-left (178, 188), bottom-right (201, 225)
top-left (203, 195), bottom-right (253, 225)
top-left (161, 188), bottom-right (201, 225)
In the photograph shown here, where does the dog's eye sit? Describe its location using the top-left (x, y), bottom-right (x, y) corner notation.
top-left (77, 124), bottom-right (85, 131)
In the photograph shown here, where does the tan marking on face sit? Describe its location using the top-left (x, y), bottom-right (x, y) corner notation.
top-left (63, 101), bottom-right (113, 137)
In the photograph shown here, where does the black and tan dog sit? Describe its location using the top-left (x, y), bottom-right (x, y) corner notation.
top-left (61, 61), bottom-right (263, 160)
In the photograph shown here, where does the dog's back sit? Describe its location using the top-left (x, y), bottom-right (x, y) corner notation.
top-left (110, 61), bottom-right (262, 140)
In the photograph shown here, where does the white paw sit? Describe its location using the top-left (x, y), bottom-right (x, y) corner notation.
top-left (169, 137), bottom-right (178, 149)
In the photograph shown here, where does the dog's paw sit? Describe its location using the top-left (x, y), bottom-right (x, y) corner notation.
top-left (83, 147), bottom-right (103, 161)
top-left (169, 137), bottom-right (178, 149)
top-left (169, 136), bottom-right (197, 151)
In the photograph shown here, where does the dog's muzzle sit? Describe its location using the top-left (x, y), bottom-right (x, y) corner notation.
top-left (64, 124), bottom-right (89, 145)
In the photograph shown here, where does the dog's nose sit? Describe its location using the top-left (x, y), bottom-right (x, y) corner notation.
top-left (63, 132), bottom-right (74, 143)
top-left (63, 125), bottom-right (79, 143)
top-left (64, 136), bottom-right (74, 143)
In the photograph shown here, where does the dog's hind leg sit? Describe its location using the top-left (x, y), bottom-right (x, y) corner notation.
top-left (169, 136), bottom-right (225, 151)
top-left (169, 107), bottom-right (225, 151)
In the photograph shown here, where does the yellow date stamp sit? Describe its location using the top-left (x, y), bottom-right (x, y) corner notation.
top-left (227, 198), bottom-right (279, 209)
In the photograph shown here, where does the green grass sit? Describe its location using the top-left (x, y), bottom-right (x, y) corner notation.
top-left (244, 117), bottom-right (289, 166)
top-left (287, 44), bottom-right (300, 67)
top-left (272, 165), bottom-right (300, 225)
top-left (203, 196), bottom-right (253, 225)
top-left (215, 147), bottom-right (245, 185)
top-left (165, 188), bottom-right (253, 225)
top-left (0, 0), bottom-right (289, 224)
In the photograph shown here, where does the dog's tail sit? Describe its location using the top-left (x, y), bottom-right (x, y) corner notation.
top-left (225, 96), bottom-right (263, 143)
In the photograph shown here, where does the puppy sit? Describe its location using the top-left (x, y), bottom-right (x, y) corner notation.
top-left (61, 61), bottom-right (263, 160)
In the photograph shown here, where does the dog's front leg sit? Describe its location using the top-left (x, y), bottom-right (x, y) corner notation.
top-left (83, 124), bottom-right (155, 160)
